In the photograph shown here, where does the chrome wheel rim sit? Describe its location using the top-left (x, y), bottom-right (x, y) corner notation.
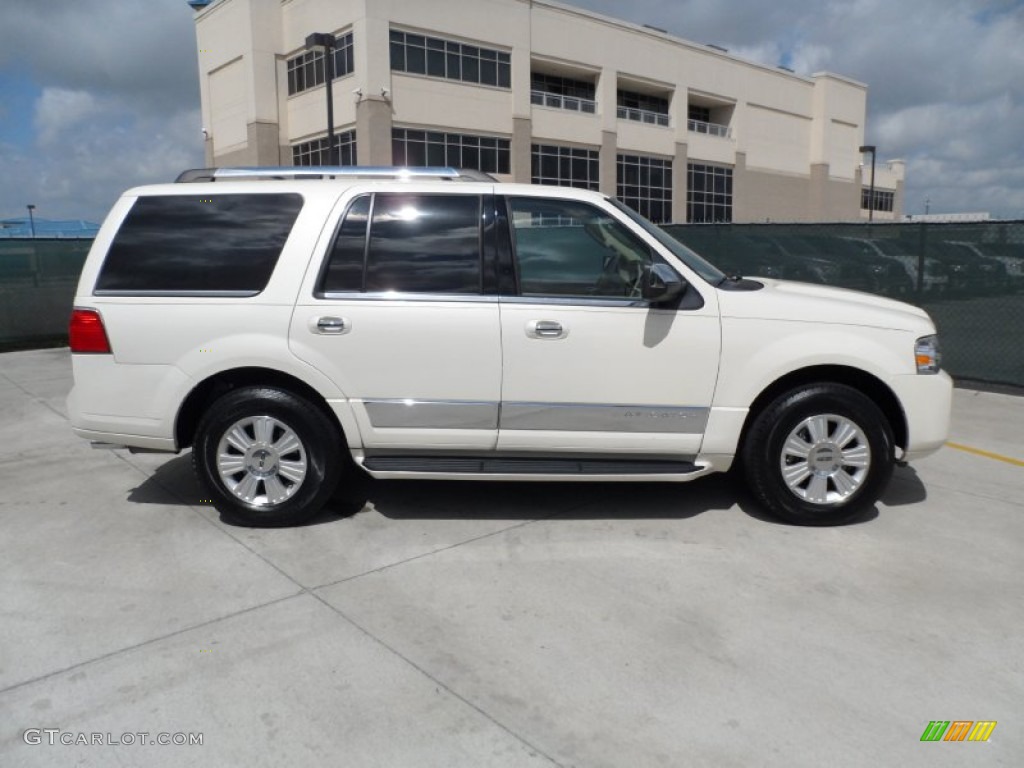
top-left (779, 414), bottom-right (870, 506)
top-left (216, 416), bottom-right (307, 506)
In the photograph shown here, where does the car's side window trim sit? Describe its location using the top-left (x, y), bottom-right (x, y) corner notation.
top-left (361, 192), bottom-right (376, 293)
top-left (318, 291), bottom-right (500, 303)
top-left (481, 194), bottom-right (500, 295)
top-left (314, 192), bottom-right (372, 299)
top-left (494, 196), bottom-right (519, 295)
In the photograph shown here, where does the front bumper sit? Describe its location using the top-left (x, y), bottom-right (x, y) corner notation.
top-left (889, 370), bottom-right (953, 461)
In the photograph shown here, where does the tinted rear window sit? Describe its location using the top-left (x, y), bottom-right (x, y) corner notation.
top-left (95, 193), bottom-right (303, 295)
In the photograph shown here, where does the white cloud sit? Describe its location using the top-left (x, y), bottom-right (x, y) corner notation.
top-left (1, 98), bottom-right (203, 222)
top-left (34, 88), bottom-right (103, 146)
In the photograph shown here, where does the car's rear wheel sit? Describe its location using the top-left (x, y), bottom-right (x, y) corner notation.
top-left (193, 386), bottom-right (342, 526)
top-left (741, 383), bottom-right (894, 526)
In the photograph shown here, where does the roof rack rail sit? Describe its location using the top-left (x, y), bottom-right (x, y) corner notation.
top-left (174, 166), bottom-right (497, 183)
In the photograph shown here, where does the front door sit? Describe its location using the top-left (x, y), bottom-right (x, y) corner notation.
top-left (497, 194), bottom-right (721, 456)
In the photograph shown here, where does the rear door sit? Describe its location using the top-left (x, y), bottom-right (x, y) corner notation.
top-left (496, 193), bottom-right (721, 457)
top-left (289, 187), bottom-right (502, 451)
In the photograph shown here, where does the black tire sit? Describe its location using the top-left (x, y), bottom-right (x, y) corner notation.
top-left (741, 383), bottom-right (894, 526)
top-left (192, 386), bottom-right (343, 527)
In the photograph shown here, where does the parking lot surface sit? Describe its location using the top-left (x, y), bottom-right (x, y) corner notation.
top-left (1, 348), bottom-right (1021, 767)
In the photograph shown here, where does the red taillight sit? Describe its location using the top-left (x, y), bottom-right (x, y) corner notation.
top-left (69, 309), bottom-right (112, 354)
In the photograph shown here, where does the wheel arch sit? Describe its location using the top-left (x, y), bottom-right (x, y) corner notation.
top-left (175, 367), bottom-right (347, 451)
top-left (739, 365), bottom-right (908, 453)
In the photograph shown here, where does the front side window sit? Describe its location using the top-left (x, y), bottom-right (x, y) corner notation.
top-left (96, 194), bottom-right (303, 295)
top-left (319, 194), bottom-right (482, 295)
top-left (508, 197), bottom-right (653, 299)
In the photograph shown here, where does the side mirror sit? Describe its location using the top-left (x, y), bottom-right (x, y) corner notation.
top-left (641, 263), bottom-right (687, 304)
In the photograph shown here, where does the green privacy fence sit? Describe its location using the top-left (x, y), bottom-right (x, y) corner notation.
top-left (2, 223), bottom-right (1023, 387)
top-left (664, 221), bottom-right (1024, 388)
top-left (0, 239), bottom-right (91, 350)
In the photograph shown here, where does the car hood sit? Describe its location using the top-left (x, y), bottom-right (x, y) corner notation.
top-left (716, 278), bottom-right (934, 333)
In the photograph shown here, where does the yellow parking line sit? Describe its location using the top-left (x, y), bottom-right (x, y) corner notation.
top-left (946, 442), bottom-right (1024, 467)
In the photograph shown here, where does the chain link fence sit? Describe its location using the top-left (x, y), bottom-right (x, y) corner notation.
top-left (664, 221), bottom-right (1024, 388)
top-left (2, 223), bottom-right (1023, 387)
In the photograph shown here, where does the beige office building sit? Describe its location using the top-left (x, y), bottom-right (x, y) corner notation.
top-left (192, 0), bottom-right (904, 222)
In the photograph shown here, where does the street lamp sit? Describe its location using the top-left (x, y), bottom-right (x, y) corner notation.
top-left (305, 32), bottom-right (340, 166)
top-left (859, 145), bottom-right (877, 222)
top-left (26, 204), bottom-right (36, 238)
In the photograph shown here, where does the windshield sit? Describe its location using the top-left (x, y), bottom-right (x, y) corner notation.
top-left (607, 198), bottom-right (726, 285)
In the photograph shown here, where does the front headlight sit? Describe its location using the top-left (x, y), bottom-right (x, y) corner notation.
top-left (915, 334), bottom-right (942, 374)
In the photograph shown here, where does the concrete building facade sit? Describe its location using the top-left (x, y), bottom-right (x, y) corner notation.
top-left (192, 0), bottom-right (904, 222)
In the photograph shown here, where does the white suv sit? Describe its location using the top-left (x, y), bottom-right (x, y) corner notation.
top-left (68, 167), bottom-right (952, 527)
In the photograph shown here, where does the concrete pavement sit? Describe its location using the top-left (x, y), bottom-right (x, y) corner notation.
top-left (1, 348), bottom-right (1021, 766)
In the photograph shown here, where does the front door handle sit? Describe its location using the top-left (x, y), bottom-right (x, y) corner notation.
top-left (526, 320), bottom-right (568, 340)
top-left (315, 316), bottom-right (349, 334)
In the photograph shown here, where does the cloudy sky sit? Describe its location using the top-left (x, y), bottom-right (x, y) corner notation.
top-left (1, 0), bottom-right (1022, 222)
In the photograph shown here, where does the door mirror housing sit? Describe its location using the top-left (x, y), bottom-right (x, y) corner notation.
top-left (641, 263), bottom-right (687, 304)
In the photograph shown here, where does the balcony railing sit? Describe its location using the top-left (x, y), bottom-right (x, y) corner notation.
top-left (688, 118), bottom-right (730, 138)
top-left (617, 106), bottom-right (669, 127)
top-left (530, 90), bottom-right (597, 114)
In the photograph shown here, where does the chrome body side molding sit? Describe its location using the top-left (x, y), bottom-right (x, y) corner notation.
top-left (364, 400), bottom-right (499, 430)
top-left (362, 399), bottom-right (710, 434)
top-left (500, 403), bottom-right (709, 434)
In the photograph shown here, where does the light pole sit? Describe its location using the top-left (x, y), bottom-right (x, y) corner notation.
top-left (26, 204), bottom-right (36, 237)
top-left (859, 145), bottom-right (877, 222)
top-left (305, 33), bottom-right (339, 166)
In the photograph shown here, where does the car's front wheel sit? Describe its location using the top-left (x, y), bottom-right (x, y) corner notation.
top-left (741, 383), bottom-right (895, 526)
top-left (193, 386), bottom-right (343, 526)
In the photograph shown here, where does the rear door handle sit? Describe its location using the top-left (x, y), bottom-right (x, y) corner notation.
top-left (526, 320), bottom-right (568, 340)
top-left (314, 316), bottom-right (349, 334)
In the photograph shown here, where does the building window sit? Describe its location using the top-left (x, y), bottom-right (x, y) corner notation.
top-left (687, 103), bottom-right (731, 137)
top-left (617, 154), bottom-right (673, 224)
top-left (286, 32), bottom-right (354, 96)
top-left (530, 73), bottom-right (597, 113)
top-left (531, 144), bottom-right (600, 190)
top-left (392, 129), bottom-right (510, 175)
top-left (688, 105), bottom-right (711, 123)
top-left (390, 30), bottom-right (510, 88)
top-left (292, 131), bottom-right (357, 166)
top-left (687, 163), bottom-right (732, 223)
top-left (862, 188), bottom-right (895, 213)
top-left (617, 90), bottom-right (669, 126)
